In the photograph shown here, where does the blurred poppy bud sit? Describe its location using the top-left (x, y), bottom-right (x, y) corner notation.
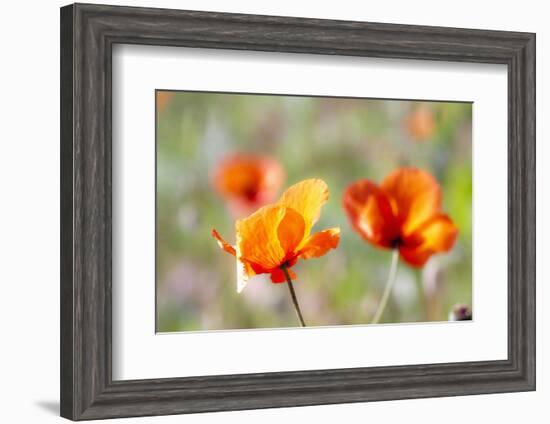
top-left (405, 106), bottom-right (436, 141)
top-left (449, 303), bottom-right (472, 321)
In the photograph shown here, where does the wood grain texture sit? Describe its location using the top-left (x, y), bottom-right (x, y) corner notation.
top-left (60, 3), bottom-right (536, 420)
top-left (60, 4), bottom-right (74, 419)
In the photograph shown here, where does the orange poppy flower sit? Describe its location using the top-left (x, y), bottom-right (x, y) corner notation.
top-left (405, 106), bottom-right (436, 141)
top-left (343, 168), bottom-right (458, 267)
top-left (212, 179), bottom-right (340, 292)
top-left (212, 153), bottom-right (285, 215)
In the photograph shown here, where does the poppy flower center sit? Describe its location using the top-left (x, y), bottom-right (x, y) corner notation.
top-left (242, 183), bottom-right (259, 201)
top-left (390, 237), bottom-right (403, 248)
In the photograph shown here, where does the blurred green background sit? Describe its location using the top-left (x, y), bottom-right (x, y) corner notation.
top-left (156, 91), bottom-right (472, 332)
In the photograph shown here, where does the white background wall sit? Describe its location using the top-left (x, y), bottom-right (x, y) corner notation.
top-left (0, 0), bottom-right (546, 422)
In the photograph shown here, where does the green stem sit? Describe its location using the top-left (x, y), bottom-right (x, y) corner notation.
top-left (281, 265), bottom-right (307, 327)
top-left (371, 249), bottom-right (400, 324)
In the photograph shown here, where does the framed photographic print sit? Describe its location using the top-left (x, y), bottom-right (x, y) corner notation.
top-left (60, 3), bottom-right (536, 420)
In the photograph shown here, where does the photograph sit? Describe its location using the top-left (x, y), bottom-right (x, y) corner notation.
top-left (156, 90), bottom-right (473, 332)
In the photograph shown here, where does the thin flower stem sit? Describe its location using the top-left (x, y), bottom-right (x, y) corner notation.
top-left (281, 266), bottom-right (307, 327)
top-left (371, 249), bottom-right (400, 324)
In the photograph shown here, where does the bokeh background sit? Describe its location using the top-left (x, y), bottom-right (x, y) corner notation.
top-left (156, 90), bottom-right (472, 332)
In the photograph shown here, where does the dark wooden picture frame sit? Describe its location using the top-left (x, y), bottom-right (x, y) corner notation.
top-left (60, 3), bottom-right (536, 420)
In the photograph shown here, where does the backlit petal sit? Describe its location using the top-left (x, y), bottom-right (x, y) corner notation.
top-left (298, 228), bottom-right (340, 259)
top-left (417, 214), bottom-right (458, 252)
top-left (236, 257), bottom-right (257, 293)
top-left (400, 214), bottom-right (458, 267)
top-left (277, 207), bottom-right (306, 256)
top-left (211, 228), bottom-right (236, 256)
top-left (270, 267), bottom-right (297, 283)
top-left (236, 204), bottom-right (287, 270)
top-left (342, 180), bottom-right (398, 248)
top-left (381, 168), bottom-right (442, 236)
top-left (236, 258), bottom-right (249, 293)
top-left (278, 179), bottom-right (329, 235)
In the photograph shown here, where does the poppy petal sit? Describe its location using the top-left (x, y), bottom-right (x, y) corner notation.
top-left (416, 214), bottom-right (458, 252)
top-left (278, 178), bottom-right (329, 234)
top-left (298, 228), bottom-right (341, 259)
top-left (398, 246), bottom-right (433, 267)
top-left (236, 204), bottom-right (287, 270)
top-left (381, 168), bottom-right (442, 236)
top-left (211, 228), bottom-right (236, 256)
top-left (342, 180), bottom-right (398, 248)
top-left (236, 258), bottom-right (248, 293)
top-left (270, 267), bottom-right (297, 283)
top-left (277, 207), bottom-right (306, 256)
top-left (400, 214), bottom-right (458, 267)
top-left (236, 258), bottom-right (257, 293)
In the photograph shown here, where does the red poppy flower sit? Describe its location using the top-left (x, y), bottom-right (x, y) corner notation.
top-left (213, 179), bottom-right (340, 292)
top-left (342, 168), bottom-right (458, 267)
top-left (212, 153), bottom-right (285, 215)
